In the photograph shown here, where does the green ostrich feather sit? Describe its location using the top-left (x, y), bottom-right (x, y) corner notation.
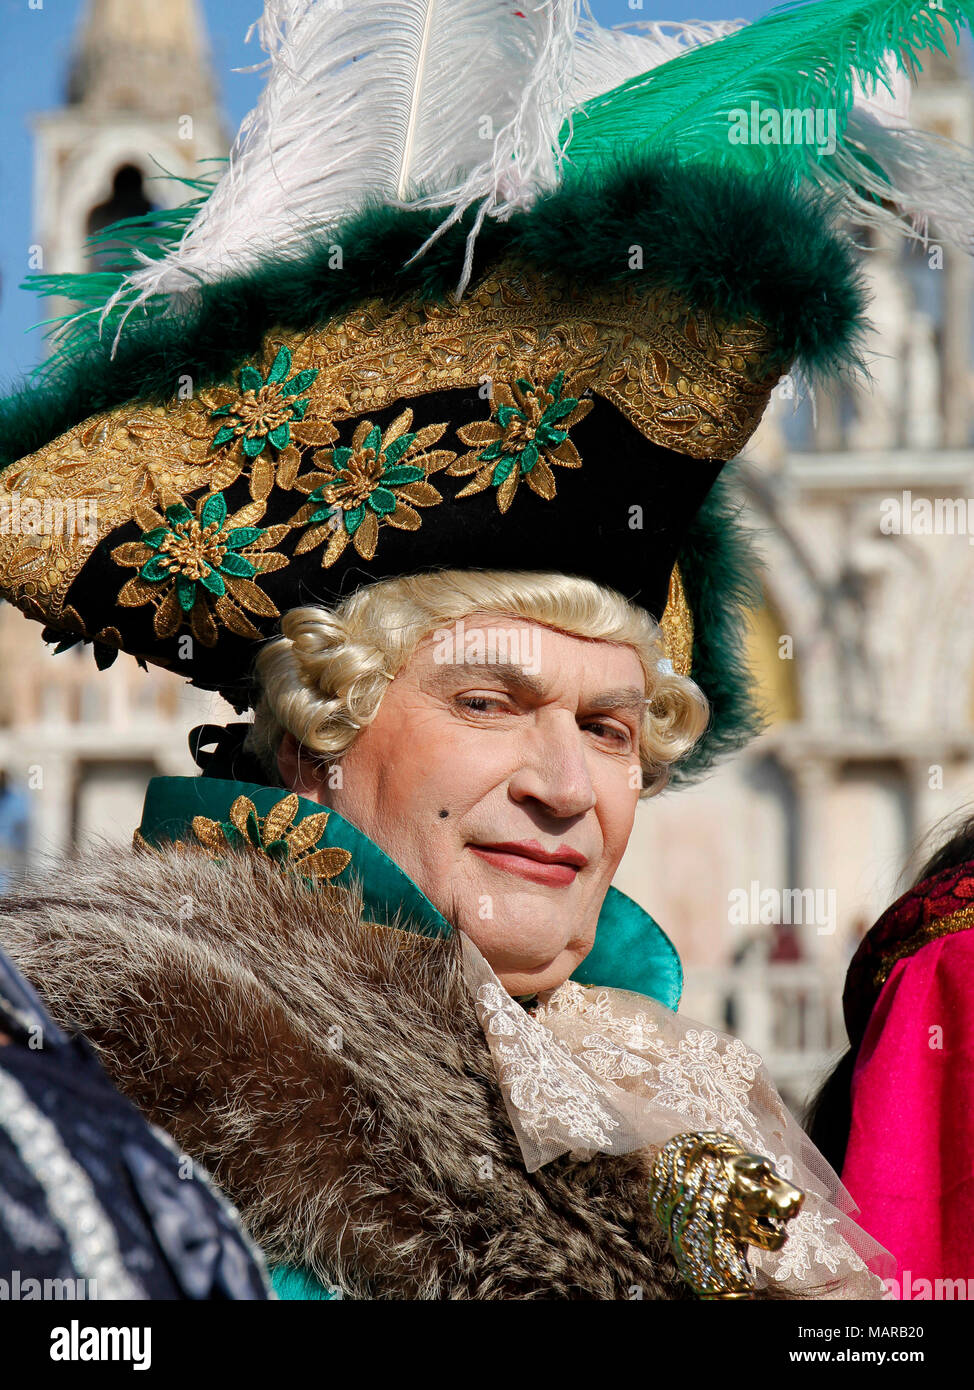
top-left (561, 0), bottom-right (973, 190)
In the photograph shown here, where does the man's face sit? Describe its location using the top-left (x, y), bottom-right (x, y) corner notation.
top-left (279, 613), bottom-right (645, 994)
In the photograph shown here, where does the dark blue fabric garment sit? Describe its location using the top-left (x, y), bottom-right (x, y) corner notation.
top-left (0, 945), bottom-right (270, 1300)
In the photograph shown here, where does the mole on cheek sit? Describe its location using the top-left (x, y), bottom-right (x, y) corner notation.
top-left (438, 809), bottom-right (449, 818)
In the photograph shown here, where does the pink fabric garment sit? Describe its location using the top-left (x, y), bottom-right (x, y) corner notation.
top-left (842, 929), bottom-right (974, 1288)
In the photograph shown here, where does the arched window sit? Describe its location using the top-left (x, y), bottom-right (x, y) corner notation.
top-left (85, 165), bottom-right (155, 271)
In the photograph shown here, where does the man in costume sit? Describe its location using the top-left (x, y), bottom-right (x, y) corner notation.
top-left (1, 0), bottom-right (972, 1299)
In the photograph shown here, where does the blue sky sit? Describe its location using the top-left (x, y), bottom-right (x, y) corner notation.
top-left (0, 0), bottom-right (958, 388)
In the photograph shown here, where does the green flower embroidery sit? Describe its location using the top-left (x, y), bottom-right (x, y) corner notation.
top-left (290, 409), bottom-right (455, 567)
top-left (137, 493), bottom-right (261, 609)
top-left (210, 344), bottom-right (319, 457)
top-left (447, 370), bottom-right (594, 513)
top-left (112, 491), bottom-right (288, 647)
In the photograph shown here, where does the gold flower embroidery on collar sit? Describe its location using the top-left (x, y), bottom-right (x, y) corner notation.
top-left (191, 793), bottom-right (353, 883)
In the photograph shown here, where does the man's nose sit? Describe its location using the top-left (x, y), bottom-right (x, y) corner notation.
top-left (507, 716), bottom-right (596, 818)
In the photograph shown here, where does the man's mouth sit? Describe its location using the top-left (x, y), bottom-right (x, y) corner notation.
top-left (468, 840), bottom-right (587, 887)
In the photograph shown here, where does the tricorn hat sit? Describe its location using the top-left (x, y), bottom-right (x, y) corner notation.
top-left (2, 0), bottom-right (973, 777)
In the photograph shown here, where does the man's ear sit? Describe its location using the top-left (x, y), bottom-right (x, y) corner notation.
top-left (277, 732), bottom-right (329, 804)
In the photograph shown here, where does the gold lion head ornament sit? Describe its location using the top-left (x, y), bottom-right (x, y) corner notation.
top-left (649, 1131), bottom-right (805, 1299)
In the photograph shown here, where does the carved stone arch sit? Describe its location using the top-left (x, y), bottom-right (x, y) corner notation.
top-left (86, 164), bottom-right (154, 266)
top-left (735, 474), bottom-right (838, 728)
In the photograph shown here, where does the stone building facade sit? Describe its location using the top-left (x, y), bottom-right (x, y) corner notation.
top-left (0, 0), bottom-right (228, 859)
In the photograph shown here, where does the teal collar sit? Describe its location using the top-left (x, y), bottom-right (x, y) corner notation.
top-left (138, 776), bottom-right (683, 1010)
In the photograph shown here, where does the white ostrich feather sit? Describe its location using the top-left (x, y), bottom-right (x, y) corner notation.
top-left (822, 111), bottom-right (974, 252)
top-left (108, 0), bottom-right (582, 338)
top-left (822, 56), bottom-right (974, 252)
top-left (404, 11), bottom-right (753, 278)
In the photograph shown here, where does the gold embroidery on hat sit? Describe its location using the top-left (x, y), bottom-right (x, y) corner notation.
top-left (111, 490), bottom-right (288, 648)
top-left (0, 258), bottom-right (777, 632)
top-left (449, 369), bottom-right (594, 513)
top-left (288, 409), bottom-right (456, 567)
top-left (870, 900), bottom-right (974, 992)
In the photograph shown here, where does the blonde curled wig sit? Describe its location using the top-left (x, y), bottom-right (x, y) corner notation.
top-left (246, 569), bottom-right (709, 797)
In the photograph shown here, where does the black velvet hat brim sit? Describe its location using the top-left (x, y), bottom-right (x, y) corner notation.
top-left (61, 386), bottom-right (722, 712)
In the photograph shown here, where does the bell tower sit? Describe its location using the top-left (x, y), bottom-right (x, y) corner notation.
top-left (31, 0), bottom-right (227, 284)
top-left (0, 0), bottom-right (229, 864)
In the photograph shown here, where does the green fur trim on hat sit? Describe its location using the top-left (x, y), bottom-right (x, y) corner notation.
top-left (0, 151), bottom-right (865, 474)
top-left (672, 463), bottom-right (766, 784)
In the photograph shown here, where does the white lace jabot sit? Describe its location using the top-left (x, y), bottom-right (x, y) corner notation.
top-left (460, 932), bottom-right (891, 1299)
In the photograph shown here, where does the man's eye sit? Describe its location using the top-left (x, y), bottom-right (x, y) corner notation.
top-left (585, 720), bottom-right (632, 748)
top-left (453, 700), bottom-right (632, 746)
top-left (456, 695), bottom-right (510, 714)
